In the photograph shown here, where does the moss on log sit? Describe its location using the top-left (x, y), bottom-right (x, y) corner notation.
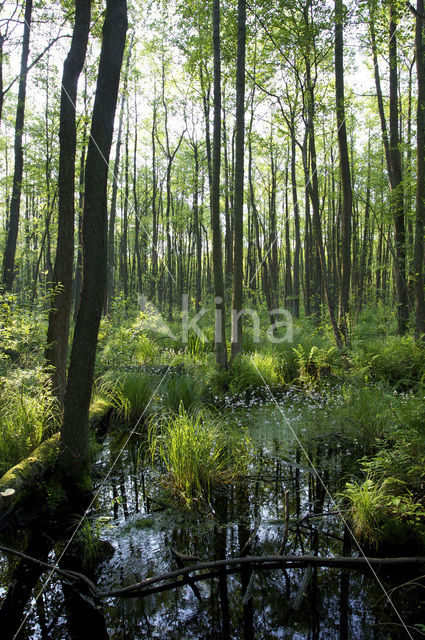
top-left (0, 433), bottom-right (60, 529)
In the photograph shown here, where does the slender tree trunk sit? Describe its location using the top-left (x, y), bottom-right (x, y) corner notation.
top-left (74, 123), bottom-right (87, 320)
top-left (284, 167), bottom-right (293, 308)
top-left (106, 41), bottom-right (131, 312)
top-left (231, 0), bottom-right (246, 359)
top-left (57, 0), bottom-right (127, 491)
top-left (389, 4), bottom-right (409, 333)
top-left (268, 144), bottom-right (278, 312)
top-left (45, 0), bottom-right (91, 407)
top-left (369, 0), bottom-right (409, 332)
top-left (150, 97), bottom-right (158, 301)
top-left (121, 117), bottom-right (129, 299)
top-left (414, 0), bottom-right (425, 337)
top-left (211, 0), bottom-right (227, 368)
top-left (305, 61), bottom-right (343, 348)
top-left (290, 124), bottom-right (301, 318)
top-left (358, 144), bottom-right (371, 312)
top-left (2, 0), bottom-right (32, 290)
top-left (335, 0), bottom-right (352, 327)
top-left (193, 143), bottom-right (202, 312)
top-left (223, 93), bottom-right (233, 287)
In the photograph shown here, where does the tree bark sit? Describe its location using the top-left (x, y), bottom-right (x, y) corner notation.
top-left (106, 40), bottom-right (131, 312)
top-left (335, 0), bottom-right (352, 326)
top-left (414, 0), bottom-right (425, 337)
top-left (57, 0), bottom-right (127, 491)
top-left (389, 4), bottom-right (409, 333)
top-left (230, 0), bottom-right (246, 359)
top-left (45, 0), bottom-right (91, 407)
top-left (1, 0), bottom-right (32, 291)
top-left (211, 0), bottom-right (227, 368)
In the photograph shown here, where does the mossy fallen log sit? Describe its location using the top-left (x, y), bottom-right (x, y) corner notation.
top-left (0, 433), bottom-right (60, 530)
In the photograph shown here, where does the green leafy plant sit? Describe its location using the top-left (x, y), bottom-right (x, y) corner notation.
top-left (148, 406), bottom-right (252, 506)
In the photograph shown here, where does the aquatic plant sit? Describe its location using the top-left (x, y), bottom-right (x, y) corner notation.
top-left (97, 370), bottom-right (155, 424)
top-left (333, 384), bottom-right (391, 451)
top-left (148, 406), bottom-right (252, 506)
top-left (161, 373), bottom-right (204, 412)
top-left (342, 475), bottom-right (425, 550)
top-left (74, 516), bottom-right (113, 570)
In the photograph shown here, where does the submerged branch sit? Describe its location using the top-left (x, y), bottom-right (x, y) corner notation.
top-left (1, 545), bottom-right (423, 600)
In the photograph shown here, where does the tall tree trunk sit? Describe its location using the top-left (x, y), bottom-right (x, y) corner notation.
top-left (74, 121), bottom-right (87, 320)
top-left (335, 0), bottom-right (352, 327)
top-left (211, 0), bottom-right (227, 368)
top-left (193, 143), bottom-right (202, 312)
top-left (389, 4), bottom-right (409, 333)
top-left (106, 40), bottom-right (131, 312)
top-left (230, 0), bottom-right (246, 359)
top-left (305, 61), bottom-right (343, 348)
top-left (57, 0), bottom-right (127, 491)
top-left (222, 93), bottom-right (233, 287)
top-left (45, 0), bottom-right (91, 407)
top-left (369, 0), bottom-right (409, 332)
top-left (121, 117), bottom-right (129, 299)
top-left (284, 166), bottom-right (293, 308)
top-left (290, 123), bottom-right (301, 318)
top-left (150, 96), bottom-right (158, 301)
top-left (414, 0), bottom-right (425, 337)
top-left (268, 144), bottom-right (279, 313)
top-left (1, 0), bottom-right (32, 291)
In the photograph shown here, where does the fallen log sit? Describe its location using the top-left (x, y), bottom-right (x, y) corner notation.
top-left (0, 433), bottom-right (60, 529)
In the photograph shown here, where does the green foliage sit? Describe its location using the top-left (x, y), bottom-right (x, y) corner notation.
top-left (148, 406), bottom-right (252, 507)
top-left (354, 335), bottom-right (425, 388)
top-left (341, 400), bottom-right (425, 550)
top-left (75, 516), bottom-right (113, 570)
top-left (342, 476), bottom-right (425, 550)
top-left (161, 373), bottom-right (204, 412)
top-left (211, 353), bottom-right (283, 397)
top-left (292, 344), bottom-right (336, 385)
top-left (333, 384), bottom-right (391, 451)
top-left (0, 378), bottom-right (59, 475)
top-left (97, 371), bottom-right (155, 424)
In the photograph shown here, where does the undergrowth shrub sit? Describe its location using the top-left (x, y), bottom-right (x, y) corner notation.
top-left (0, 379), bottom-right (59, 475)
top-left (354, 336), bottom-right (425, 387)
top-left (342, 476), bottom-right (425, 550)
top-left (341, 417), bottom-right (425, 550)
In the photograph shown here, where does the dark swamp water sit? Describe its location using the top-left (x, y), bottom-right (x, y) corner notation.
top-left (1, 391), bottom-right (424, 639)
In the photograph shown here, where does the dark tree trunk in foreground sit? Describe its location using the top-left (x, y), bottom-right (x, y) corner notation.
top-left (414, 0), bottom-right (425, 337)
top-left (335, 0), bottom-right (352, 327)
top-left (45, 0), bottom-right (91, 407)
top-left (57, 0), bottom-right (127, 490)
top-left (211, 0), bottom-right (228, 368)
top-left (231, 0), bottom-right (246, 358)
top-left (1, 0), bottom-right (32, 291)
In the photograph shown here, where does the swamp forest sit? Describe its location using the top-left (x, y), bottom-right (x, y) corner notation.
top-left (1, 0), bottom-right (425, 637)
